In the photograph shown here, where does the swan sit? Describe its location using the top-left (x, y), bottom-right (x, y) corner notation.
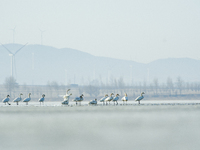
top-left (105, 93), bottom-right (114, 105)
top-left (135, 92), bottom-right (145, 104)
top-left (113, 94), bottom-right (120, 105)
top-left (62, 93), bottom-right (72, 105)
top-left (121, 93), bottom-right (128, 105)
top-left (58, 89), bottom-right (71, 98)
top-left (38, 94), bottom-right (45, 105)
top-left (73, 94), bottom-right (84, 105)
top-left (23, 93), bottom-right (31, 105)
top-left (99, 94), bottom-right (108, 105)
top-left (13, 93), bottom-right (23, 105)
top-left (2, 95), bottom-right (11, 105)
top-left (89, 99), bottom-right (97, 105)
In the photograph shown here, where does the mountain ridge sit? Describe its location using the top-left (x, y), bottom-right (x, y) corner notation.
top-left (0, 44), bottom-right (199, 85)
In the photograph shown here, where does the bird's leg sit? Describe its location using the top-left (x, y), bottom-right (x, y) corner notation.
top-left (138, 101), bottom-right (140, 104)
top-left (117, 101), bottom-right (118, 105)
top-left (17, 102), bottom-right (18, 105)
top-left (76, 101), bottom-right (77, 105)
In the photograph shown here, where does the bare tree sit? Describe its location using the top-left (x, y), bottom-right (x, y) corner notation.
top-left (51, 81), bottom-right (60, 96)
top-left (118, 77), bottom-right (125, 95)
top-left (84, 85), bottom-right (100, 97)
top-left (153, 78), bottom-right (159, 95)
top-left (167, 77), bottom-right (174, 95)
top-left (118, 77), bottom-right (125, 88)
top-left (4, 76), bottom-right (19, 96)
top-left (177, 76), bottom-right (183, 95)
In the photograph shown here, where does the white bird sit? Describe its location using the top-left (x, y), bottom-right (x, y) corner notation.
top-left (105, 93), bottom-right (114, 105)
top-left (66, 89), bottom-right (71, 94)
top-left (23, 93), bottom-right (31, 105)
top-left (73, 94), bottom-right (84, 105)
top-left (38, 94), bottom-right (45, 105)
top-left (121, 93), bottom-right (128, 105)
top-left (13, 93), bottom-right (23, 105)
top-left (62, 92), bottom-right (72, 105)
top-left (58, 89), bottom-right (71, 98)
top-left (99, 94), bottom-right (108, 105)
top-left (89, 99), bottom-right (97, 105)
top-left (2, 95), bottom-right (11, 105)
top-left (113, 94), bottom-right (120, 105)
top-left (135, 92), bottom-right (145, 104)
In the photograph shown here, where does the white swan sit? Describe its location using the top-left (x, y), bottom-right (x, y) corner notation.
top-left (99, 94), bottom-right (108, 105)
top-left (73, 94), bottom-right (84, 105)
top-left (62, 92), bottom-right (72, 105)
top-left (89, 99), bottom-right (97, 105)
top-left (135, 92), bottom-right (145, 104)
top-left (113, 94), bottom-right (120, 105)
top-left (58, 89), bottom-right (71, 98)
top-left (13, 93), bottom-right (23, 105)
top-left (105, 93), bottom-right (114, 105)
top-left (66, 89), bottom-right (71, 94)
top-left (2, 95), bottom-right (11, 105)
top-left (38, 94), bottom-right (45, 105)
top-left (121, 93), bottom-right (128, 105)
top-left (23, 93), bottom-right (31, 105)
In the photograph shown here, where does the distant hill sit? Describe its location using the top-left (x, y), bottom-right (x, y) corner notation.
top-left (0, 44), bottom-right (200, 85)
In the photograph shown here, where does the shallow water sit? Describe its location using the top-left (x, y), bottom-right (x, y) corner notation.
top-left (0, 100), bottom-right (200, 150)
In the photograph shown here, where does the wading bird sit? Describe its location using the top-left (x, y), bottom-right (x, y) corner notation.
top-left (113, 94), bottom-right (120, 105)
top-left (89, 99), bottom-right (97, 105)
top-left (105, 93), bottom-right (114, 105)
top-left (73, 94), bottom-right (84, 105)
top-left (121, 93), bottom-right (128, 105)
top-left (2, 95), bottom-right (11, 105)
top-left (38, 94), bottom-right (45, 105)
top-left (23, 93), bottom-right (31, 105)
top-left (99, 94), bottom-right (108, 105)
top-left (13, 93), bottom-right (23, 105)
top-left (62, 91), bottom-right (72, 105)
top-left (135, 92), bottom-right (145, 104)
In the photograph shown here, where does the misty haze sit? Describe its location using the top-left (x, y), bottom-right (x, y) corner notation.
top-left (1, 1), bottom-right (200, 150)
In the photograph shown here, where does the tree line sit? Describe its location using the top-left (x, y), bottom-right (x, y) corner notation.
top-left (1, 76), bottom-right (200, 100)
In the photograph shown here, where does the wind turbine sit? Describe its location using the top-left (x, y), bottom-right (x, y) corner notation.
top-left (10, 26), bottom-right (16, 43)
top-left (1, 43), bottom-right (28, 78)
top-left (39, 29), bottom-right (45, 45)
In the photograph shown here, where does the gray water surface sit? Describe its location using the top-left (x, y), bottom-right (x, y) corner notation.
top-left (0, 101), bottom-right (200, 150)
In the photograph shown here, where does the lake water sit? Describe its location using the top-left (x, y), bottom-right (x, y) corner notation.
top-left (0, 100), bottom-right (200, 150)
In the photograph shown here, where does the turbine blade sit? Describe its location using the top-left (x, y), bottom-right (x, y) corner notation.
top-left (14, 43), bottom-right (28, 55)
top-left (0, 43), bottom-right (13, 54)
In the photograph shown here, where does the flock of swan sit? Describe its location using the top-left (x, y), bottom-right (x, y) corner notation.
top-left (2, 89), bottom-right (145, 106)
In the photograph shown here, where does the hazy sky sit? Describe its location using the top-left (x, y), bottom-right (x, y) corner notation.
top-left (1, 0), bottom-right (200, 63)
